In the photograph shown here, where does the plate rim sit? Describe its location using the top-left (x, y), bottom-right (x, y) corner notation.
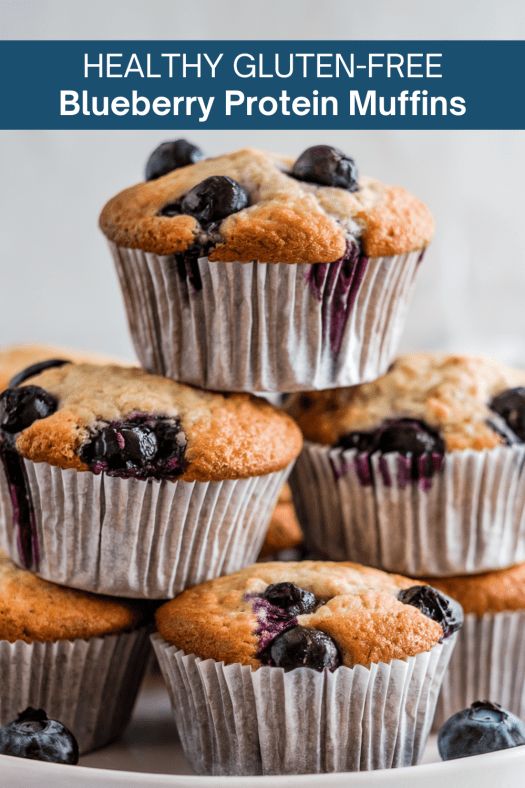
top-left (2, 743), bottom-right (525, 785)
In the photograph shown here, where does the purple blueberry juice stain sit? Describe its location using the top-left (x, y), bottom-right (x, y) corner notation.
top-left (0, 441), bottom-right (38, 570)
top-left (306, 240), bottom-right (369, 356)
top-left (247, 594), bottom-right (298, 657)
top-left (175, 251), bottom-right (203, 292)
top-left (332, 419), bottom-right (446, 491)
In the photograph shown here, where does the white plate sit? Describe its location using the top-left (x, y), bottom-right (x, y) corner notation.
top-left (1, 674), bottom-right (524, 787)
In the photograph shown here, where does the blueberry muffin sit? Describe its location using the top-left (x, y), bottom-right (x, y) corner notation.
top-left (258, 484), bottom-right (303, 560)
top-left (153, 560), bottom-right (460, 775)
top-left (100, 143), bottom-right (433, 392)
top-left (429, 564), bottom-right (525, 727)
top-left (287, 353), bottom-right (525, 576)
top-left (0, 362), bottom-right (301, 597)
top-left (0, 552), bottom-right (149, 753)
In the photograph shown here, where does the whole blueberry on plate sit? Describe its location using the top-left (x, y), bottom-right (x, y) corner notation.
top-left (0, 707), bottom-right (79, 764)
top-left (262, 582), bottom-right (317, 617)
top-left (180, 175), bottom-right (249, 224)
top-left (490, 388), bottom-right (525, 442)
top-left (0, 386), bottom-right (57, 433)
top-left (145, 139), bottom-right (204, 180)
top-left (398, 585), bottom-right (463, 638)
top-left (438, 700), bottom-right (525, 760)
top-left (292, 145), bottom-right (359, 191)
top-left (268, 626), bottom-right (340, 671)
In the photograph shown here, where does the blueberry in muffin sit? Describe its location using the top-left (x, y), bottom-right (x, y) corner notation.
top-left (155, 561), bottom-right (460, 669)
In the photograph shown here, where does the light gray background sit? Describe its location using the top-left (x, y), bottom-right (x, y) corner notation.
top-left (1, 0), bottom-right (524, 364)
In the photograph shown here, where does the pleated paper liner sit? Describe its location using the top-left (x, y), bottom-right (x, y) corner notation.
top-left (0, 458), bottom-right (290, 598)
top-left (0, 627), bottom-right (150, 754)
top-left (290, 442), bottom-right (525, 577)
top-left (433, 611), bottom-right (525, 729)
top-left (152, 633), bottom-right (455, 776)
top-left (110, 242), bottom-right (423, 392)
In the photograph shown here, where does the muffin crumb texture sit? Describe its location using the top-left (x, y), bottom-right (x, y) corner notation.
top-left (156, 561), bottom-right (444, 668)
top-left (100, 147), bottom-right (433, 261)
top-left (430, 563), bottom-right (525, 616)
top-left (287, 353), bottom-right (525, 451)
top-left (0, 552), bottom-right (143, 642)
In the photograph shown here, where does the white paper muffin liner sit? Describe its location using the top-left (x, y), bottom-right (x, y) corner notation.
top-left (0, 627), bottom-right (150, 754)
top-left (152, 633), bottom-right (455, 775)
top-left (290, 442), bottom-right (525, 576)
top-left (433, 611), bottom-right (525, 729)
top-left (110, 242), bottom-right (423, 392)
top-left (0, 459), bottom-right (290, 598)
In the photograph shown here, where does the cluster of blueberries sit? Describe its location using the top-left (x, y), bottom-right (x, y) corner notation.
top-left (148, 139), bottom-right (359, 227)
top-left (255, 581), bottom-right (462, 672)
top-left (0, 359), bottom-right (188, 480)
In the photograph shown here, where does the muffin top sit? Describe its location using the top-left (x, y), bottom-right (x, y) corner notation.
top-left (0, 363), bottom-right (302, 481)
top-left (287, 353), bottom-right (525, 452)
top-left (430, 564), bottom-right (525, 616)
top-left (0, 552), bottom-right (143, 642)
top-left (259, 484), bottom-right (303, 558)
top-left (0, 344), bottom-right (123, 393)
top-left (156, 561), bottom-right (462, 670)
top-left (100, 145), bottom-right (434, 262)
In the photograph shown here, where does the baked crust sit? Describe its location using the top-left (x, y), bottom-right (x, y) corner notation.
top-left (100, 148), bottom-right (434, 261)
top-left (0, 344), bottom-right (123, 393)
top-left (287, 353), bottom-right (525, 451)
top-left (429, 564), bottom-right (525, 616)
top-left (11, 364), bottom-right (302, 481)
top-left (155, 560), bottom-right (444, 668)
top-left (0, 552), bottom-right (143, 642)
top-left (259, 484), bottom-right (302, 557)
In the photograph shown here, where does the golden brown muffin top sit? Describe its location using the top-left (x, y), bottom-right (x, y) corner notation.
top-left (287, 353), bottom-right (525, 451)
top-left (0, 344), bottom-right (123, 393)
top-left (0, 552), bottom-right (143, 642)
top-left (100, 147), bottom-right (434, 261)
top-left (156, 561), bottom-right (445, 669)
top-left (430, 564), bottom-right (525, 616)
top-left (5, 364), bottom-right (302, 481)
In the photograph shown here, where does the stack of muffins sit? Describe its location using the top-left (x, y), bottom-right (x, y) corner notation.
top-left (1, 139), bottom-right (518, 776)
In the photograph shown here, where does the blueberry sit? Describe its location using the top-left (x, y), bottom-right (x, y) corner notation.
top-left (145, 139), bottom-right (204, 181)
top-left (262, 582), bottom-right (317, 617)
top-left (336, 419), bottom-right (444, 456)
top-left (438, 701), bottom-right (525, 761)
top-left (9, 359), bottom-right (70, 388)
top-left (79, 415), bottom-right (187, 480)
top-left (375, 419), bottom-right (444, 455)
top-left (398, 585), bottom-right (463, 639)
top-left (336, 431), bottom-right (376, 453)
top-left (0, 707), bottom-right (79, 765)
top-left (180, 176), bottom-right (249, 224)
top-left (0, 386), bottom-right (57, 434)
top-left (490, 388), bottom-right (525, 442)
top-left (267, 626), bottom-right (341, 672)
top-left (292, 145), bottom-right (359, 191)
